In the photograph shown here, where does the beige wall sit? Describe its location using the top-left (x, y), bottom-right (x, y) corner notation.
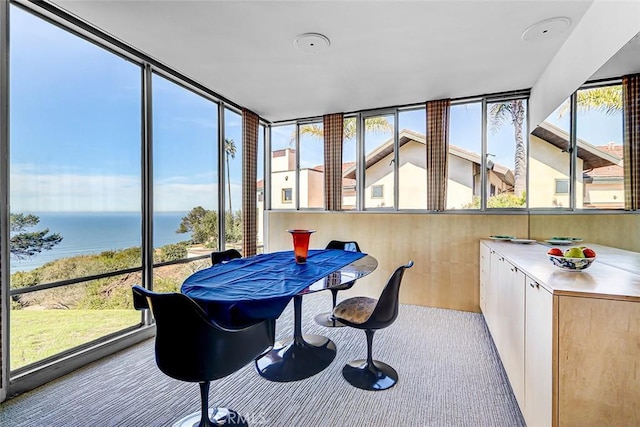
top-left (447, 154), bottom-right (475, 209)
top-left (529, 134), bottom-right (586, 208)
top-left (267, 211), bottom-right (640, 313)
top-left (299, 169), bottom-right (324, 208)
top-left (270, 170), bottom-right (295, 209)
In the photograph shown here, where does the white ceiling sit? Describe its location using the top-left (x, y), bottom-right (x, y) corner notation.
top-left (49, 0), bottom-right (640, 123)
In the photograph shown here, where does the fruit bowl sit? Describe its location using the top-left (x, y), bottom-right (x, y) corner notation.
top-left (547, 255), bottom-right (596, 271)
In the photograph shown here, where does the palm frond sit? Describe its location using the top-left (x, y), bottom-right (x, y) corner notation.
top-left (299, 124), bottom-right (324, 139)
top-left (488, 102), bottom-right (511, 134)
top-left (558, 86), bottom-right (622, 118)
top-left (576, 86), bottom-right (622, 115)
top-left (224, 138), bottom-right (236, 158)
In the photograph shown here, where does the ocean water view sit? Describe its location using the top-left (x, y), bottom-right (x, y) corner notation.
top-left (11, 212), bottom-right (190, 273)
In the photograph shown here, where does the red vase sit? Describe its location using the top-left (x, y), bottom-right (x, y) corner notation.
top-left (287, 229), bottom-right (316, 264)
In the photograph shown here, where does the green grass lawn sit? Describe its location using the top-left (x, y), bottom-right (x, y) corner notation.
top-left (10, 309), bottom-right (142, 370)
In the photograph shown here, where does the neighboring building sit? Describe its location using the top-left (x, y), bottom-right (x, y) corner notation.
top-left (341, 129), bottom-right (513, 209)
top-left (268, 148), bottom-right (324, 210)
top-left (256, 124), bottom-right (623, 246)
top-left (266, 129), bottom-right (514, 212)
top-left (264, 125), bottom-right (623, 218)
top-left (584, 142), bottom-right (624, 209)
top-left (530, 122), bottom-right (622, 209)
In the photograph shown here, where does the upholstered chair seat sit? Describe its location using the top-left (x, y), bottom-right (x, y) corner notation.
top-left (333, 296), bottom-right (377, 324)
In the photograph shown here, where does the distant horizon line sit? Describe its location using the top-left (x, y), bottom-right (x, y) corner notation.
top-left (12, 210), bottom-right (193, 214)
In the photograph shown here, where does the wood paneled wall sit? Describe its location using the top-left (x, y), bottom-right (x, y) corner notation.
top-left (530, 213), bottom-right (640, 252)
top-left (267, 211), bottom-right (640, 313)
top-left (267, 212), bottom-right (529, 312)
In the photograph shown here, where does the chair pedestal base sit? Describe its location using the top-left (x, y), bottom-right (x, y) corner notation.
top-left (172, 407), bottom-right (248, 427)
top-left (342, 359), bottom-right (398, 391)
top-left (314, 312), bottom-right (346, 327)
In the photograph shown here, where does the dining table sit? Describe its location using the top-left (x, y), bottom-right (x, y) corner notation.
top-left (181, 249), bottom-right (378, 382)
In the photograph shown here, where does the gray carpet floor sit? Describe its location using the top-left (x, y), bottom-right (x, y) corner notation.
top-left (0, 292), bottom-right (525, 426)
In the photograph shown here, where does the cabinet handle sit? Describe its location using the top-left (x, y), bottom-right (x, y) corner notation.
top-left (529, 282), bottom-right (539, 289)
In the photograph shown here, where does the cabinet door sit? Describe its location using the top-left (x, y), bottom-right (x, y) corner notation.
top-left (500, 264), bottom-right (526, 412)
top-left (495, 256), bottom-right (509, 355)
top-left (525, 278), bottom-right (553, 427)
top-left (479, 243), bottom-right (490, 314)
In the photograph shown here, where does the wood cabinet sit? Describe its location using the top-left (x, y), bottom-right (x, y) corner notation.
top-left (524, 277), bottom-right (553, 427)
top-left (480, 240), bottom-right (640, 427)
top-left (499, 261), bottom-right (525, 411)
top-left (481, 246), bottom-right (525, 414)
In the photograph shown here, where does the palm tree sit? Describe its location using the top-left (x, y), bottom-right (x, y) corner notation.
top-left (224, 138), bottom-right (236, 216)
top-left (488, 100), bottom-right (526, 197)
top-left (298, 116), bottom-right (392, 141)
top-left (558, 85), bottom-right (622, 118)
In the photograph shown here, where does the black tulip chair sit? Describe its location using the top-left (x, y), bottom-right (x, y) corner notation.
top-left (211, 248), bottom-right (242, 266)
top-left (132, 285), bottom-right (275, 427)
top-left (332, 261), bottom-right (413, 391)
top-left (314, 240), bottom-right (363, 328)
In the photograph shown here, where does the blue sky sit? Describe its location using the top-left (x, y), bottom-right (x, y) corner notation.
top-left (9, 5), bottom-right (622, 213)
top-left (10, 6), bottom-right (244, 213)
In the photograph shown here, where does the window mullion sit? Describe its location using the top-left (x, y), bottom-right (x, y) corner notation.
top-left (393, 110), bottom-right (399, 211)
top-left (569, 92), bottom-right (578, 211)
top-left (481, 98), bottom-right (488, 211)
top-left (357, 114), bottom-right (364, 211)
top-left (218, 103), bottom-right (226, 250)
top-left (295, 124), bottom-right (300, 210)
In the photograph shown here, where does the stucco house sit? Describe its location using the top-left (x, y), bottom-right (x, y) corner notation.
top-left (530, 121), bottom-right (623, 208)
top-left (265, 125), bottom-right (623, 216)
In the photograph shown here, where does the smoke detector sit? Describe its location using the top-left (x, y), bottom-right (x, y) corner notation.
top-left (522, 17), bottom-right (571, 42)
top-left (294, 33), bottom-right (331, 54)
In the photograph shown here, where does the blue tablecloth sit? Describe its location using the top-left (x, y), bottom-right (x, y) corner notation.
top-left (181, 249), bottom-right (366, 326)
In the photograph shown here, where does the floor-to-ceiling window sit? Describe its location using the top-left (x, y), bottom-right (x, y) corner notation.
top-left (9, 4), bottom-right (143, 371)
top-left (151, 73), bottom-right (218, 291)
top-left (223, 108), bottom-right (243, 250)
top-left (257, 123), bottom-right (265, 252)
top-left (4, 3), bottom-right (255, 388)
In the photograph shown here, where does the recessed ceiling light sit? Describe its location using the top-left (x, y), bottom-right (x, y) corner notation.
top-left (294, 33), bottom-right (330, 54)
top-left (522, 17), bottom-right (571, 42)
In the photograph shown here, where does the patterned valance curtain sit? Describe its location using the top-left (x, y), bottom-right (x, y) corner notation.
top-left (426, 99), bottom-right (451, 211)
top-left (323, 113), bottom-right (344, 211)
top-left (623, 74), bottom-right (640, 211)
top-left (242, 109), bottom-right (259, 256)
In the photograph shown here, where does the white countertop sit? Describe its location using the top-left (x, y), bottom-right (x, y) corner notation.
top-left (482, 240), bottom-right (640, 301)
